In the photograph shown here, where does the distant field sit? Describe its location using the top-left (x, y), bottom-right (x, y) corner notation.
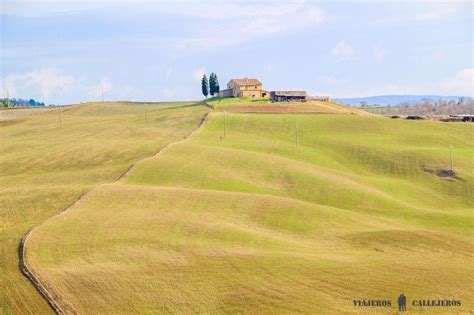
top-left (27, 111), bottom-right (473, 313)
top-left (0, 106), bottom-right (63, 121)
top-left (0, 102), bottom-right (209, 314)
top-left (361, 106), bottom-right (401, 115)
top-left (208, 97), bottom-right (367, 114)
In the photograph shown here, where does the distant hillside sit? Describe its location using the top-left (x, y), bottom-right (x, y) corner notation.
top-left (335, 95), bottom-right (470, 106)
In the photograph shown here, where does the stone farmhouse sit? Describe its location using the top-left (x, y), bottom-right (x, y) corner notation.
top-left (217, 77), bottom-right (329, 102)
top-left (218, 78), bottom-right (269, 98)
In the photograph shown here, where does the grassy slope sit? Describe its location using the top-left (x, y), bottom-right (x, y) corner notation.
top-left (0, 102), bottom-right (209, 314)
top-left (208, 97), bottom-right (367, 114)
top-left (208, 96), bottom-right (270, 106)
top-left (28, 112), bottom-right (473, 313)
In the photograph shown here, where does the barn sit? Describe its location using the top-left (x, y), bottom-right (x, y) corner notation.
top-left (270, 91), bottom-right (307, 102)
top-left (447, 115), bottom-right (474, 122)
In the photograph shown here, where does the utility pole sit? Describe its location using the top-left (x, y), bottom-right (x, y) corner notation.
top-left (145, 103), bottom-right (148, 127)
top-left (295, 122), bottom-right (299, 148)
top-left (224, 111), bottom-right (227, 138)
top-left (449, 144), bottom-right (453, 171)
top-left (6, 89), bottom-right (10, 107)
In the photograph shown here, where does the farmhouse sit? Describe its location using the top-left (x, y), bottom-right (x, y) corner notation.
top-left (217, 77), bottom-right (325, 102)
top-left (218, 78), bottom-right (269, 98)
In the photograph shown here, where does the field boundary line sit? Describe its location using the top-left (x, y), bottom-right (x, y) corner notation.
top-left (117, 110), bottom-right (210, 181)
top-left (202, 101), bottom-right (215, 109)
top-left (19, 107), bottom-right (211, 314)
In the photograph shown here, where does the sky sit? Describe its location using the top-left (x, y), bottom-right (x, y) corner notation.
top-left (1, 0), bottom-right (473, 104)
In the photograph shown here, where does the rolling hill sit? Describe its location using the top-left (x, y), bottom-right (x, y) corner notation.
top-left (208, 97), bottom-right (368, 114)
top-left (0, 102), bottom-right (209, 314)
top-left (23, 102), bottom-right (473, 313)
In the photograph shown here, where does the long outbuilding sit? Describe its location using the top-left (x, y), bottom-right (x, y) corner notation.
top-left (270, 91), bottom-right (307, 102)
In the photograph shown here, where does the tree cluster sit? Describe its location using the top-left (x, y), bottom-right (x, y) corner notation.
top-left (368, 98), bottom-right (474, 116)
top-left (201, 73), bottom-right (220, 98)
top-left (1, 98), bottom-right (45, 107)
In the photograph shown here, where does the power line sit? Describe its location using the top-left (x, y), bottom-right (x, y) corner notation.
top-left (145, 103), bottom-right (148, 127)
top-left (224, 111), bottom-right (227, 138)
top-left (295, 122), bottom-right (299, 148)
top-left (449, 144), bottom-right (453, 171)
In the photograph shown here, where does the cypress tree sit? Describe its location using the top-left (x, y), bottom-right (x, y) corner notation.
top-left (209, 73), bottom-right (216, 96)
top-left (214, 74), bottom-right (220, 94)
top-left (201, 74), bottom-right (209, 98)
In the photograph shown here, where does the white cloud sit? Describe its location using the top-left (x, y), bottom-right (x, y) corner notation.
top-left (372, 45), bottom-right (386, 63)
top-left (376, 2), bottom-right (468, 24)
top-left (438, 68), bottom-right (474, 96)
top-left (263, 63), bottom-right (274, 73)
top-left (192, 67), bottom-right (206, 82)
top-left (160, 88), bottom-right (177, 100)
top-left (411, 5), bottom-right (457, 21)
top-left (3, 68), bottom-right (75, 99)
top-left (3, 1), bottom-right (325, 50)
top-left (331, 40), bottom-right (355, 60)
top-left (158, 2), bottom-right (324, 21)
top-left (315, 74), bottom-right (347, 86)
top-left (159, 86), bottom-right (192, 101)
top-left (174, 2), bottom-right (325, 50)
top-left (331, 68), bottom-right (474, 98)
top-left (0, 69), bottom-right (137, 104)
top-left (87, 77), bottom-right (113, 99)
top-left (165, 68), bottom-right (173, 80)
top-left (1, 1), bottom-right (103, 16)
top-left (432, 49), bottom-right (446, 61)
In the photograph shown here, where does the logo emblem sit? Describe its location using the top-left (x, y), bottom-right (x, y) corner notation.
top-left (398, 294), bottom-right (407, 311)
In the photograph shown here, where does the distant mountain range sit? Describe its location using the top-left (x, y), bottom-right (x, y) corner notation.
top-left (334, 95), bottom-right (471, 106)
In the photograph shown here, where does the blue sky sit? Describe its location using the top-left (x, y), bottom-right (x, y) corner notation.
top-left (1, 0), bottom-right (473, 104)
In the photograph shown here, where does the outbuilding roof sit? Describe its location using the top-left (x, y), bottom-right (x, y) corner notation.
top-left (271, 91), bottom-right (307, 97)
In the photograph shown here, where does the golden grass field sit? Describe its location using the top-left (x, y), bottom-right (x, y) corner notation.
top-left (21, 100), bottom-right (473, 314)
top-left (0, 102), bottom-right (209, 314)
top-left (208, 97), bottom-right (368, 114)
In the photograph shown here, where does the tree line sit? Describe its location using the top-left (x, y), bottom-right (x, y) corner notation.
top-left (201, 73), bottom-right (220, 98)
top-left (365, 98), bottom-right (474, 116)
top-left (1, 98), bottom-right (45, 107)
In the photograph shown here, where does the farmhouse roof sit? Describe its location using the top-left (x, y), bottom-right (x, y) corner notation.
top-left (272, 90), bottom-right (307, 97)
top-left (230, 78), bottom-right (262, 86)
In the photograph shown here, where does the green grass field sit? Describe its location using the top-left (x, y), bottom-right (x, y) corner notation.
top-left (0, 102), bottom-right (209, 314)
top-left (208, 96), bottom-right (270, 107)
top-left (25, 107), bottom-right (473, 313)
top-left (208, 97), bottom-right (367, 114)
